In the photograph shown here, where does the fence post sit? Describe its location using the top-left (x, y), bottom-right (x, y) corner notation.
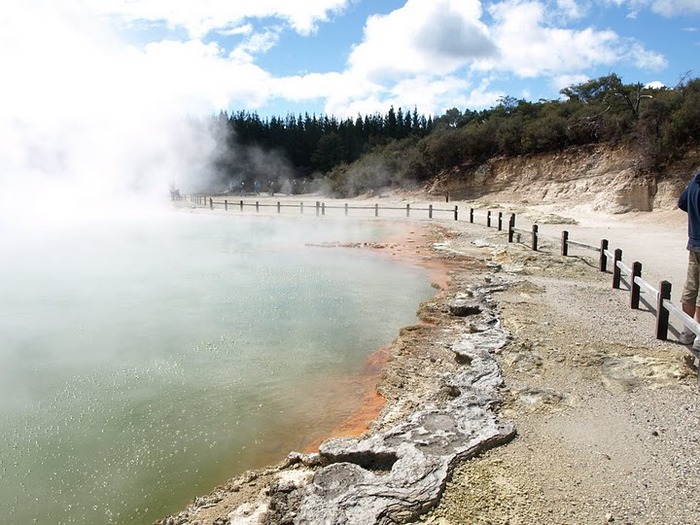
top-left (224, 199), bottom-right (228, 211)
top-left (375, 204), bottom-right (379, 217)
top-left (508, 216), bottom-right (515, 243)
top-left (531, 225), bottom-right (538, 251)
top-left (277, 201), bottom-right (281, 213)
top-left (656, 280), bottom-right (672, 340)
top-left (612, 249), bottom-right (623, 289)
top-left (300, 202), bottom-right (304, 214)
top-left (240, 200), bottom-right (243, 211)
top-left (487, 211), bottom-right (492, 227)
top-left (454, 206), bottom-right (458, 221)
top-left (630, 262), bottom-right (642, 309)
top-left (498, 212), bottom-right (503, 231)
top-left (322, 202), bottom-right (325, 216)
top-left (429, 204), bottom-right (433, 219)
top-left (209, 197), bottom-right (213, 210)
top-left (599, 239), bottom-right (609, 272)
top-left (255, 201), bottom-right (259, 212)
top-left (406, 204), bottom-right (410, 217)
top-left (345, 203), bottom-right (348, 216)
top-left (469, 208), bottom-right (474, 223)
top-left (561, 230), bottom-right (569, 256)
top-left (445, 192), bottom-right (449, 203)
top-left (316, 201), bottom-right (320, 216)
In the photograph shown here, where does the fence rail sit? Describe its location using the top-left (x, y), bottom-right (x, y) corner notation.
top-left (182, 193), bottom-right (699, 381)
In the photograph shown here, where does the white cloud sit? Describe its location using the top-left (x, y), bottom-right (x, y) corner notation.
top-left (645, 80), bottom-right (667, 89)
top-left (229, 28), bottom-right (283, 63)
top-left (89, 0), bottom-right (350, 38)
top-left (626, 42), bottom-right (668, 70)
top-left (481, 0), bottom-right (649, 78)
top-left (555, 0), bottom-right (589, 19)
top-left (271, 72), bottom-right (358, 102)
top-left (601, 0), bottom-right (700, 16)
top-left (348, 0), bottom-right (497, 81)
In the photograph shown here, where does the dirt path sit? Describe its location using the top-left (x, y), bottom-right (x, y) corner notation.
top-left (420, 214), bottom-right (700, 525)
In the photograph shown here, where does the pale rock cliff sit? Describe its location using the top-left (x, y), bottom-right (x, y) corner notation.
top-left (430, 144), bottom-right (700, 213)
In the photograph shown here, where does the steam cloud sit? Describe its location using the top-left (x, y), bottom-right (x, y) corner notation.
top-left (0, 1), bottom-right (238, 228)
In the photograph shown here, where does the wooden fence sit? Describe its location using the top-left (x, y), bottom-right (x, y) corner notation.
top-left (186, 194), bottom-right (462, 220)
top-left (185, 194), bottom-right (699, 369)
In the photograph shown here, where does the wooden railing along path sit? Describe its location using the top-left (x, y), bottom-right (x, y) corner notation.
top-left (186, 194), bottom-right (700, 371)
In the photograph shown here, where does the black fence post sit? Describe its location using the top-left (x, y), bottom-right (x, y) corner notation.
top-left (406, 204), bottom-right (410, 217)
top-left (239, 200), bottom-right (243, 211)
top-left (453, 206), bottom-right (458, 221)
top-left (599, 239), bottom-right (609, 272)
top-left (531, 225), bottom-right (538, 251)
top-left (508, 217), bottom-right (515, 243)
top-left (316, 201), bottom-right (320, 216)
top-left (656, 280), bottom-right (672, 340)
top-left (345, 203), bottom-right (348, 216)
top-left (277, 201), bottom-right (281, 213)
top-left (630, 262), bottom-right (642, 309)
top-left (429, 204), bottom-right (433, 219)
top-left (209, 198), bottom-right (213, 210)
top-left (497, 212), bottom-right (503, 231)
top-left (469, 208), bottom-right (474, 223)
top-left (487, 211), bottom-right (492, 227)
top-left (445, 192), bottom-right (449, 203)
top-left (375, 204), bottom-right (379, 217)
top-left (561, 230), bottom-right (569, 256)
top-left (322, 202), bottom-right (325, 216)
top-left (612, 249), bottom-right (623, 289)
top-left (255, 201), bottom-right (259, 212)
top-left (224, 199), bottom-right (228, 211)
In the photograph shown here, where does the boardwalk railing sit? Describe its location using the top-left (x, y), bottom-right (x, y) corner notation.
top-left (558, 229), bottom-right (700, 350)
top-left (184, 194), bottom-right (698, 360)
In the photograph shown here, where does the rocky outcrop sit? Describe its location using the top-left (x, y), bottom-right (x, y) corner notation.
top-left (156, 279), bottom-right (516, 525)
top-left (430, 144), bottom-right (700, 213)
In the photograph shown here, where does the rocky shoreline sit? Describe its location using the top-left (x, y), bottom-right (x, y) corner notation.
top-left (157, 212), bottom-right (700, 525)
top-left (154, 222), bottom-right (515, 524)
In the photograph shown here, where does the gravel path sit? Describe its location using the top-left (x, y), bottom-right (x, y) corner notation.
top-left (420, 220), bottom-right (700, 525)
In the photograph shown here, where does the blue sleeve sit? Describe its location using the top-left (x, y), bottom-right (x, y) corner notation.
top-left (680, 187), bottom-right (689, 211)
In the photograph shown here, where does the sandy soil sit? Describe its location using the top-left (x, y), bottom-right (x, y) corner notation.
top-left (163, 195), bottom-right (700, 525)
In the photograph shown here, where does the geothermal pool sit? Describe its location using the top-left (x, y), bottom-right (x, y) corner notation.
top-left (0, 210), bottom-right (434, 525)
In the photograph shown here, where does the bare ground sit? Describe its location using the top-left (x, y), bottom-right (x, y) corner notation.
top-left (419, 218), bottom-right (700, 525)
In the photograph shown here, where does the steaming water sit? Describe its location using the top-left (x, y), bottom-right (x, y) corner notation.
top-left (0, 210), bottom-right (434, 525)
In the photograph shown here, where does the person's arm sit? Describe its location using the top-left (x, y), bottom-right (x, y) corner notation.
top-left (679, 187), bottom-right (689, 212)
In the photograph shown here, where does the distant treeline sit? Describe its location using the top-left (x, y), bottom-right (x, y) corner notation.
top-left (205, 74), bottom-right (700, 197)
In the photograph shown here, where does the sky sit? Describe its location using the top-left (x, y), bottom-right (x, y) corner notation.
top-left (3, 0), bottom-right (699, 121)
top-left (1, 0), bottom-right (699, 207)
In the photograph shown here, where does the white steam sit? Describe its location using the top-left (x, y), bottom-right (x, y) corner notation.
top-left (0, 0), bottom-right (231, 227)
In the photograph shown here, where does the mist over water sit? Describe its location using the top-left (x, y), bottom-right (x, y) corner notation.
top-left (0, 211), bottom-right (434, 524)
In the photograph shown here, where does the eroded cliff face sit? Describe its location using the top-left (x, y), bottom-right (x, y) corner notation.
top-left (430, 144), bottom-right (700, 213)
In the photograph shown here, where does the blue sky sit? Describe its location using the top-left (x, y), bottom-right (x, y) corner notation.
top-left (3, 0), bottom-right (699, 121)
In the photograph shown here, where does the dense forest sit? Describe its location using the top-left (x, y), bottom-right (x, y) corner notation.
top-left (203, 73), bottom-right (700, 197)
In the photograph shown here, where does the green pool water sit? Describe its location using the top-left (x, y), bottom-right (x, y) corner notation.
top-left (0, 210), bottom-right (434, 524)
